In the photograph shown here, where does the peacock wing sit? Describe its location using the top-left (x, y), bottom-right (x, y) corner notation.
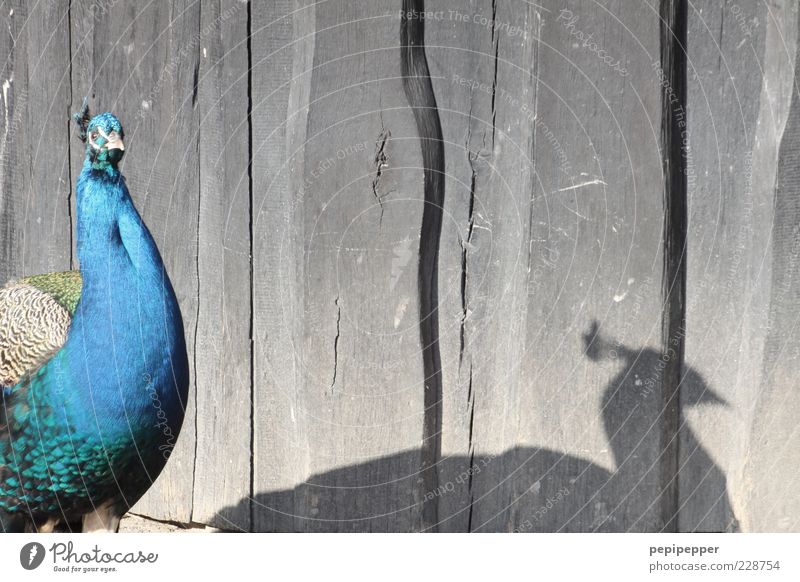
top-left (0, 270), bottom-right (82, 388)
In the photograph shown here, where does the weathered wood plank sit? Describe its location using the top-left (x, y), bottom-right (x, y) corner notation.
top-left (70, 0), bottom-right (201, 522)
top-left (0, 0), bottom-right (72, 282)
top-left (681, 0), bottom-right (775, 532)
top-left (425, 0), bottom-right (513, 533)
top-left (430, 0), bottom-right (671, 531)
top-left (249, 0), bottom-right (305, 533)
top-left (1, 0), bottom-right (797, 533)
top-left (400, 0), bottom-right (447, 532)
top-left (250, 0), bottom-right (428, 531)
top-left (192, 0), bottom-right (252, 531)
top-left (741, 1), bottom-right (800, 533)
top-left (522, 0), bottom-right (671, 532)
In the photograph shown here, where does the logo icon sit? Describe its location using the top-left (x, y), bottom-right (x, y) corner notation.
top-left (19, 542), bottom-right (46, 570)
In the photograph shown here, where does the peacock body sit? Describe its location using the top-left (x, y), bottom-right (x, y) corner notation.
top-left (0, 110), bottom-right (189, 532)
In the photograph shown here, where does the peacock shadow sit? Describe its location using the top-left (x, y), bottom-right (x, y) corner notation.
top-left (212, 320), bottom-right (738, 532)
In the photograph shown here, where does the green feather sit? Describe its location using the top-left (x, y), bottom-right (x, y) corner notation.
top-left (19, 271), bottom-right (83, 315)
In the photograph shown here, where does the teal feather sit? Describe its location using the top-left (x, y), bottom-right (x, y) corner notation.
top-left (0, 109), bottom-right (189, 532)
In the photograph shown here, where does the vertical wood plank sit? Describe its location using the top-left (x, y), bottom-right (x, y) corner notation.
top-left (742, 1), bottom-right (800, 532)
top-left (192, 0), bottom-right (252, 531)
top-left (0, 0), bottom-right (796, 533)
top-left (70, 0), bottom-right (201, 522)
top-left (250, 0), bottom-right (428, 531)
top-left (400, 0), bottom-right (446, 532)
top-left (0, 1), bottom-right (72, 282)
top-left (250, 0), bottom-right (305, 533)
top-left (430, 0), bottom-right (671, 531)
top-left (425, 0), bottom-right (515, 533)
top-left (681, 0), bottom-right (777, 532)
top-left (523, 0), bottom-right (669, 532)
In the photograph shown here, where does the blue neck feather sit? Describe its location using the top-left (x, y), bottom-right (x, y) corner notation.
top-left (57, 159), bottom-right (188, 439)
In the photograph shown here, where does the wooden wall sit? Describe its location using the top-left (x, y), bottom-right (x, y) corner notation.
top-left (0, 0), bottom-right (798, 532)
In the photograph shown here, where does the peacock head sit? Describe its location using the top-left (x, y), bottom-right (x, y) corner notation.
top-left (74, 104), bottom-right (125, 171)
top-left (85, 113), bottom-right (125, 169)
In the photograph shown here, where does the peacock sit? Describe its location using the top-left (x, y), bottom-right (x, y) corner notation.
top-left (0, 105), bottom-right (189, 532)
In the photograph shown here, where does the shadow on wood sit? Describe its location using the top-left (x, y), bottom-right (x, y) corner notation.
top-left (213, 322), bottom-right (738, 532)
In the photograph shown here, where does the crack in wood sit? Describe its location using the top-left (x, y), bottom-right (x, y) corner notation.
top-left (489, 0), bottom-right (499, 148)
top-left (189, 0), bottom-right (204, 526)
top-left (245, 0), bottom-right (255, 533)
top-left (372, 125), bottom-right (390, 226)
top-left (400, 0), bottom-right (445, 532)
top-left (66, 0), bottom-right (74, 270)
top-left (659, 0), bottom-right (688, 533)
top-left (330, 296), bottom-right (341, 392)
top-left (460, 103), bottom-right (477, 367)
top-left (466, 362), bottom-right (475, 533)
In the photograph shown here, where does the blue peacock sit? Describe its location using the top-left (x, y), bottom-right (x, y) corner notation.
top-left (0, 105), bottom-right (189, 532)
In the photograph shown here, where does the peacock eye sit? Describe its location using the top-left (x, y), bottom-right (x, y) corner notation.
top-left (107, 131), bottom-right (118, 140)
top-left (89, 131), bottom-right (98, 141)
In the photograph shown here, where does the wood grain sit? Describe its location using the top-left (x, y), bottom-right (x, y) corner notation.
top-left (69, 0), bottom-right (202, 523)
top-left (0, 0), bottom-right (73, 282)
top-left (250, 0), bottom-right (430, 532)
top-left (249, 0), bottom-right (306, 533)
top-left (742, 0), bottom-right (800, 533)
top-left (0, 0), bottom-right (797, 532)
top-left (430, 0), bottom-right (670, 532)
top-left (681, 0), bottom-right (771, 533)
top-left (192, 0), bottom-right (252, 531)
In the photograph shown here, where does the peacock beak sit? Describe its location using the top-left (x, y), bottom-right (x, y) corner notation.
top-left (105, 136), bottom-right (125, 151)
top-left (95, 127), bottom-right (124, 151)
top-left (89, 127), bottom-right (125, 153)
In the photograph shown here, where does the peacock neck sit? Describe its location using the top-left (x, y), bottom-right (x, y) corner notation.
top-left (76, 160), bottom-right (123, 253)
top-left (65, 158), bottom-right (187, 436)
top-left (76, 158), bottom-right (164, 283)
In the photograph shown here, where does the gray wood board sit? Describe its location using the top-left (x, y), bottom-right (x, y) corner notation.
top-left (0, 0), bottom-right (798, 532)
top-left (249, 0), bottom-right (428, 532)
top-left (0, 0), bottom-right (72, 281)
top-left (682, 0), bottom-right (773, 533)
top-left (69, 0), bottom-right (202, 523)
top-left (249, 0), bottom-right (307, 533)
top-left (191, 0), bottom-right (252, 531)
top-left (427, 0), bottom-right (671, 532)
top-left (742, 0), bottom-right (800, 533)
top-left (426, 0), bottom-right (528, 533)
